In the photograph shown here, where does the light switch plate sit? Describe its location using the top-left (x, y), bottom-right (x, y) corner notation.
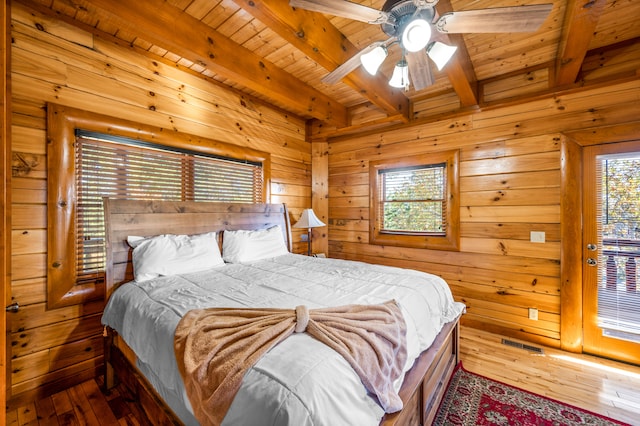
top-left (530, 231), bottom-right (545, 243)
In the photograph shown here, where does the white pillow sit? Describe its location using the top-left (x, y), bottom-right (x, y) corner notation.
top-left (127, 232), bottom-right (224, 282)
top-left (222, 225), bottom-right (289, 263)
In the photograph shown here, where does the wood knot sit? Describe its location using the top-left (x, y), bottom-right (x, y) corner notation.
top-left (12, 153), bottom-right (39, 177)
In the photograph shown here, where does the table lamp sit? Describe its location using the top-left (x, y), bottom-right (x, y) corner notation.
top-left (293, 208), bottom-right (326, 256)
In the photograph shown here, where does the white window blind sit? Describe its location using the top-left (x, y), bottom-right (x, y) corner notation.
top-left (596, 154), bottom-right (640, 343)
top-left (378, 163), bottom-right (446, 234)
top-left (74, 131), bottom-right (263, 280)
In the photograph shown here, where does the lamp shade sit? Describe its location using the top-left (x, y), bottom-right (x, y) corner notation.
top-left (388, 59), bottom-right (409, 89)
top-left (360, 45), bottom-right (388, 75)
top-left (402, 19), bottom-right (431, 52)
top-left (427, 41), bottom-right (458, 71)
top-left (293, 209), bottom-right (325, 229)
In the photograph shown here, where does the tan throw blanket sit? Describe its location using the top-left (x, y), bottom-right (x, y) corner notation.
top-left (174, 300), bottom-right (408, 426)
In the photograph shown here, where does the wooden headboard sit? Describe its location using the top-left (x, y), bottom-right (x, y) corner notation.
top-left (103, 198), bottom-right (292, 300)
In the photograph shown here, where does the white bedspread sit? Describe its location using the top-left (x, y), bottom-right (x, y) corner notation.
top-left (102, 254), bottom-right (465, 426)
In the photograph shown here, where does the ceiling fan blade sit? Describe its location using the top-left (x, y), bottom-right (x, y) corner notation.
top-left (289, 0), bottom-right (389, 24)
top-left (322, 52), bottom-right (367, 85)
top-left (407, 51), bottom-right (434, 91)
top-left (322, 37), bottom-right (395, 85)
top-left (435, 4), bottom-right (553, 34)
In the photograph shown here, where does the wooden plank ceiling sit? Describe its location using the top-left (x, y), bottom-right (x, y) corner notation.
top-left (18, 0), bottom-right (640, 136)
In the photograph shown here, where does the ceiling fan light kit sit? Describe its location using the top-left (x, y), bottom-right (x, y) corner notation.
top-left (402, 18), bottom-right (432, 52)
top-left (389, 58), bottom-right (409, 89)
top-left (291, 0), bottom-right (553, 91)
top-left (361, 45), bottom-right (388, 75)
top-left (427, 41), bottom-right (458, 71)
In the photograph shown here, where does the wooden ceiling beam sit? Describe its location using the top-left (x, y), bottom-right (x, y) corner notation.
top-left (434, 0), bottom-right (479, 108)
top-left (555, 0), bottom-right (607, 87)
top-left (82, 0), bottom-right (348, 127)
top-left (234, 0), bottom-right (409, 122)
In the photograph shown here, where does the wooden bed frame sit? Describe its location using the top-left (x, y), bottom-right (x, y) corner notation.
top-left (102, 198), bottom-right (461, 426)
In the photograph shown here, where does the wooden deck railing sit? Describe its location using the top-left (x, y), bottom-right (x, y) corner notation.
top-left (602, 238), bottom-right (639, 292)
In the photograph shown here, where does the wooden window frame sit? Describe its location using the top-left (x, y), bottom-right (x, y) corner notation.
top-left (46, 103), bottom-right (271, 309)
top-left (369, 150), bottom-right (460, 251)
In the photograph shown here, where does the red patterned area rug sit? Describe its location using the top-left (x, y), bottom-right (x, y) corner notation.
top-left (433, 363), bottom-right (630, 426)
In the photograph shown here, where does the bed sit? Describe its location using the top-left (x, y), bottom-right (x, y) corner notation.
top-left (101, 198), bottom-right (465, 426)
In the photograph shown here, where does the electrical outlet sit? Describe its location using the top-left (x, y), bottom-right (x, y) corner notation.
top-left (528, 308), bottom-right (539, 321)
top-left (300, 234), bottom-right (309, 242)
top-left (530, 231), bottom-right (545, 243)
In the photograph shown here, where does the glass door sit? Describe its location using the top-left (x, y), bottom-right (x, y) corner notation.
top-left (583, 141), bottom-right (640, 365)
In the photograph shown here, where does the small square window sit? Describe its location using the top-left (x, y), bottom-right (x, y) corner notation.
top-left (379, 164), bottom-right (446, 234)
top-left (370, 150), bottom-right (460, 251)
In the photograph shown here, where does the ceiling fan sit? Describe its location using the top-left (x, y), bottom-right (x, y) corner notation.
top-left (289, 0), bottom-right (553, 91)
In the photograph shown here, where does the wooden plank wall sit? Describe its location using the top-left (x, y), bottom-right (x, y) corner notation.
top-left (8, 2), bottom-right (309, 406)
top-left (328, 78), bottom-right (640, 348)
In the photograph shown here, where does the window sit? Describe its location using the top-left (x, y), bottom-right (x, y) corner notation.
top-left (369, 150), bottom-right (459, 251)
top-left (378, 164), bottom-right (446, 234)
top-left (596, 153), bottom-right (640, 343)
top-left (74, 131), bottom-right (263, 283)
top-left (47, 104), bottom-right (270, 308)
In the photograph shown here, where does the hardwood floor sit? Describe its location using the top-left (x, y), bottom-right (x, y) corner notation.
top-left (459, 327), bottom-right (640, 426)
top-left (6, 375), bottom-right (150, 426)
top-left (7, 326), bottom-right (640, 425)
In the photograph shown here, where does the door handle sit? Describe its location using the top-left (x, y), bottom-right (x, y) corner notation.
top-left (5, 302), bottom-right (19, 312)
top-left (587, 258), bottom-right (597, 266)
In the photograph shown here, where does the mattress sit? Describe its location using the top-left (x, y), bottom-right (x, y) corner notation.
top-left (101, 253), bottom-right (465, 425)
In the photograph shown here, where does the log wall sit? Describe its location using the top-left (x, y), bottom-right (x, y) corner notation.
top-left (328, 78), bottom-right (640, 348)
top-left (8, 2), bottom-right (309, 405)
